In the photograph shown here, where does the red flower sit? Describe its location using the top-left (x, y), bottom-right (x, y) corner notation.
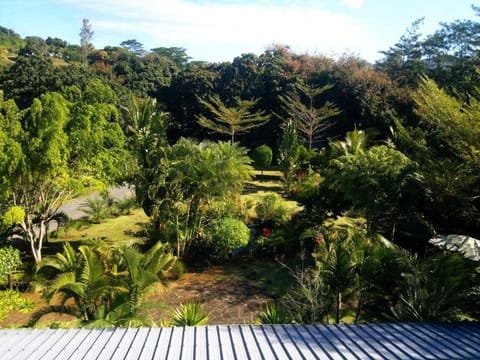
top-left (262, 227), bottom-right (272, 237)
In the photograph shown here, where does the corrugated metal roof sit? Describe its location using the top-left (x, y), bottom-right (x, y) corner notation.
top-left (0, 323), bottom-right (478, 359)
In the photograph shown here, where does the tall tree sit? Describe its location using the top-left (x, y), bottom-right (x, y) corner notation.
top-left (279, 82), bottom-right (341, 150)
top-left (1, 84), bottom-right (127, 263)
top-left (150, 47), bottom-right (191, 67)
top-left (79, 18), bottom-right (94, 63)
top-left (196, 95), bottom-right (270, 143)
top-left (120, 39), bottom-right (145, 56)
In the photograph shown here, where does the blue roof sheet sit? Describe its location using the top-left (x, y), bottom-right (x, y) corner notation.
top-left (0, 322), bottom-right (478, 359)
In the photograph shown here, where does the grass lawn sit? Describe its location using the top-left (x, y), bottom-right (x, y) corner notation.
top-left (53, 208), bottom-right (149, 244)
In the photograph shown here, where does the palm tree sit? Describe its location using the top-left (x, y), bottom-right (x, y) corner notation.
top-left (391, 252), bottom-right (473, 321)
top-left (331, 128), bottom-right (368, 156)
top-left (29, 240), bottom-right (176, 327)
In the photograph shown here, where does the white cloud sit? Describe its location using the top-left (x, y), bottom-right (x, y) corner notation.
top-left (341, 0), bottom-right (364, 8)
top-left (56, 0), bottom-right (373, 62)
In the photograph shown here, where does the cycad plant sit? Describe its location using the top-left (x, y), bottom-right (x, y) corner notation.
top-left (29, 240), bottom-right (176, 327)
top-left (170, 302), bottom-right (209, 326)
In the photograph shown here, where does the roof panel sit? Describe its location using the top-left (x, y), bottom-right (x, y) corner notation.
top-left (0, 323), bottom-right (478, 360)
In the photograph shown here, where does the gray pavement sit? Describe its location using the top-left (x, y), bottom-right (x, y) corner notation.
top-left (58, 185), bottom-right (135, 220)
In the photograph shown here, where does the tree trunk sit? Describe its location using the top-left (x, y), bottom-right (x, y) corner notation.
top-left (335, 291), bottom-right (342, 324)
top-left (355, 293), bottom-right (363, 324)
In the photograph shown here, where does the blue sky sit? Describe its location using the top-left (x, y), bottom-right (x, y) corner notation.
top-left (0, 0), bottom-right (476, 62)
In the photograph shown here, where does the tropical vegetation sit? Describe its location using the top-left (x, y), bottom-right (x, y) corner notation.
top-left (0, 8), bottom-right (480, 328)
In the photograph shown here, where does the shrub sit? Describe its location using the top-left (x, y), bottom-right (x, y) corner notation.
top-left (0, 290), bottom-right (35, 320)
top-left (206, 218), bottom-right (250, 260)
top-left (251, 145), bottom-right (272, 173)
top-left (0, 246), bottom-right (21, 288)
top-left (170, 302), bottom-right (209, 326)
top-left (258, 302), bottom-right (291, 324)
top-left (291, 170), bottom-right (323, 202)
top-left (170, 260), bottom-right (186, 280)
top-left (81, 193), bottom-right (112, 223)
top-left (255, 193), bottom-right (290, 226)
top-left (114, 195), bottom-right (138, 215)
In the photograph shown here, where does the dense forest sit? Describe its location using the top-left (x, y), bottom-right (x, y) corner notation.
top-left (0, 7), bottom-right (480, 327)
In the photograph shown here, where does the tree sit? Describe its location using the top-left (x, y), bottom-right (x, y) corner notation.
top-left (120, 95), bottom-right (169, 212)
top-left (79, 18), bottom-right (94, 63)
top-left (391, 253), bottom-right (474, 321)
top-left (0, 54), bottom-right (56, 108)
top-left (285, 216), bottom-right (389, 324)
top-left (0, 85), bottom-right (128, 264)
top-left (392, 77), bottom-right (480, 238)
top-left (196, 95), bottom-right (270, 143)
top-left (150, 47), bottom-right (191, 67)
top-left (120, 39), bottom-right (145, 56)
top-left (279, 82), bottom-right (341, 150)
top-left (331, 145), bottom-right (418, 238)
top-left (136, 139), bottom-right (253, 258)
top-left (251, 145), bottom-right (272, 174)
top-left (377, 18), bottom-right (426, 87)
top-left (277, 120), bottom-right (300, 190)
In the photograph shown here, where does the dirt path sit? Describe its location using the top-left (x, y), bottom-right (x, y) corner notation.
top-left (149, 266), bottom-right (272, 325)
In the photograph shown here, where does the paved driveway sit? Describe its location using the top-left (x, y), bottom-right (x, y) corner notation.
top-left (58, 185), bottom-right (135, 220)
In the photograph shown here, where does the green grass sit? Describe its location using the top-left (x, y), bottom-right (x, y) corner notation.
top-left (54, 209), bottom-right (149, 244)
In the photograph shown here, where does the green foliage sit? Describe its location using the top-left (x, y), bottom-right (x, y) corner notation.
top-left (206, 218), bottom-right (250, 260)
top-left (0, 290), bottom-right (35, 321)
top-left (251, 145), bottom-right (273, 171)
top-left (290, 168), bottom-right (323, 203)
top-left (0, 26), bottom-right (24, 50)
top-left (0, 247), bottom-right (21, 284)
top-left (136, 139), bottom-right (253, 258)
top-left (114, 195), bottom-right (138, 216)
top-left (1, 206), bottom-right (25, 230)
top-left (197, 95), bottom-right (270, 143)
top-left (278, 120), bottom-right (300, 190)
top-left (258, 302), bottom-right (290, 324)
top-left (150, 47), bottom-right (191, 67)
top-left (391, 253), bottom-right (474, 321)
top-left (331, 144), bottom-right (417, 234)
top-left (255, 226), bottom-right (299, 256)
top-left (81, 194), bottom-right (112, 223)
top-left (255, 193), bottom-right (290, 226)
top-left (170, 302), bottom-right (209, 326)
top-left (279, 216), bottom-right (401, 324)
top-left (30, 240), bottom-right (176, 327)
top-left (279, 82), bottom-right (341, 150)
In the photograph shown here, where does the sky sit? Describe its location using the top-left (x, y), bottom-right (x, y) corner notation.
top-left (0, 0), bottom-right (477, 63)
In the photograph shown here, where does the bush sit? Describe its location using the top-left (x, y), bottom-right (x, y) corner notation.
top-left (114, 195), bottom-right (138, 215)
top-left (251, 145), bottom-right (272, 173)
top-left (206, 218), bottom-right (250, 260)
top-left (291, 170), bottom-right (323, 202)
top-left (0, 246), bottom-right (21, 288)
top-left (81, 193), bottom-right (112, 223)
top-left (170, 302), bottom-right (209, 326)
top-left (170, 260), bottom-right (186, 280)
top-left (255, 193), bottom-right (290, 226)
top-left (0, 290), bottom-right (35, 321)
top-left (253, 222), bottom-right (302, 256)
